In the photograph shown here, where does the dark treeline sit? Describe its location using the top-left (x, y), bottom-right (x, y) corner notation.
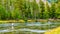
top-left (0, 0), bottom-right (60, 20)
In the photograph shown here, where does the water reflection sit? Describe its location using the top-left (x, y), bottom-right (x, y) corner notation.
top-left (0, 22), bottom-right (60, 34)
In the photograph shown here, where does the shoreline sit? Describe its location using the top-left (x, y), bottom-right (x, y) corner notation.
top-left (0, 19), bottom-right (60, 23)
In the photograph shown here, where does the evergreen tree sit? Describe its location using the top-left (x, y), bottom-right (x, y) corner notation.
top-left (32, 0), bottom-right (39, 19)
top-left (56, 2), bottom-right (60, 19)
top-left (43, 1), bottom-right (50, 19)
top-left (50, 3), bottom-right (56, 18)
top-left (39, 0), bottom-right (45, 19)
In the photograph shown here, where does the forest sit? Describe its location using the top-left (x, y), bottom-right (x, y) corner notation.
top-left (0, 0), bottom-right (60, 20)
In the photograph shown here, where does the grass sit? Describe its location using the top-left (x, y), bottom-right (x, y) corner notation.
top-left (0, 19), bottom-right (59, 23)
top-left (44, 27), bottom-right (60, 34)
top-left (0, 20), bottom-right (25, 24)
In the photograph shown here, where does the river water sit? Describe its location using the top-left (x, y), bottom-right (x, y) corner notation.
top-left (0, 21), bottom-right (60, 34)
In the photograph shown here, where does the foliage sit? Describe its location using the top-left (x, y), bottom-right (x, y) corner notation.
top-left (0, 0), bottom-right (60, 20)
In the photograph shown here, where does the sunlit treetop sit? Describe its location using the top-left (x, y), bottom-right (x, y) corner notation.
top-left (47, 0), bottom-right (58, 3)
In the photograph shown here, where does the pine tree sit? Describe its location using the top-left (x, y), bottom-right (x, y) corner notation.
top-left (39, 0), bottom-right (45, 19)
top-left (56, 1), bottom-right (60, 19)
top-left (44, 1), bottom-right (50, 19)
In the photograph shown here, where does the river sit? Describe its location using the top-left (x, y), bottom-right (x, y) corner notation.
top-left (0, 21), bottom-right (60, 34)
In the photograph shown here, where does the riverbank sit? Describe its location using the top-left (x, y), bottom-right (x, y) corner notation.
top-left (44, 27), bottom-right (60, 34)
top-left (0, 19), bottom-right (60, 23)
